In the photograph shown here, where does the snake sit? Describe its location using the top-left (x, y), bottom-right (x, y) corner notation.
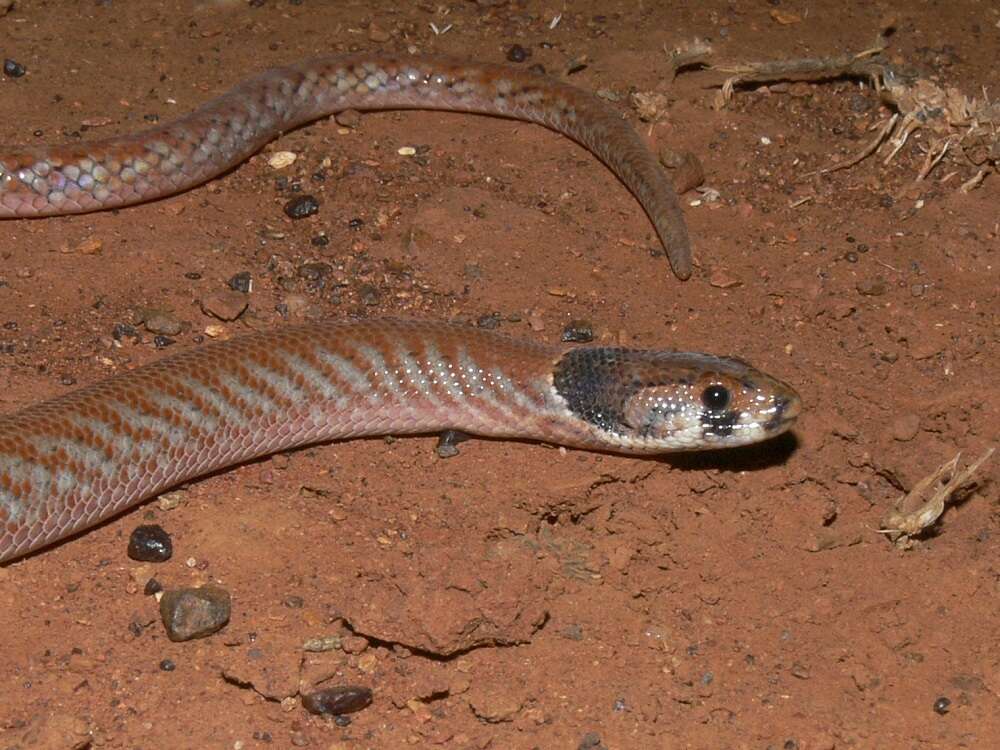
top-left (0, 53), bottom-right (693, 279)
top-left (0, 319), bottom-right (801, 563)
top-left (0, 56), bottom-right (800, 562)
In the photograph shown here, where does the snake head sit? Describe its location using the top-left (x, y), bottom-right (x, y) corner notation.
top-left (552, 347), bottom-right (801, 453)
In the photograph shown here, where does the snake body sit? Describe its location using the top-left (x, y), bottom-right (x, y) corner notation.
top-left (0, 54), bottom-right (692, 278)
top-left (0, 57), bottom-right (799, 562)
top-left (0, 319), bottom-right (800, 563)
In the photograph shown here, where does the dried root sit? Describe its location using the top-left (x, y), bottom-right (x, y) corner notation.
top-left (681, 25), bottom-right (1000, 190)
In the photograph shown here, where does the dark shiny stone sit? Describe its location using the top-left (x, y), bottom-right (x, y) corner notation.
top-left (127, 525), bottom-right (173, 562)
top-left (283, 195), bottom-right (320, 219)
top-left (506, 44), bottom-right (530, 63)
top-left (301, 686), bottom-right (373, 716)
top-left (112, 323), bottom-right (139, 341)
top-left (228, 271), bottom-right (253, 293)
top-left (4, 59), bottom-right (26, 78)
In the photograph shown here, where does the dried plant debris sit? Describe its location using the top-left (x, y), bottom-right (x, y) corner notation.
top-left (663, 38), bottom-right (714, 81)
top-left (879, 448), bottom-right (994, 548)
top-left (684, 24), bottom-right (999, 191)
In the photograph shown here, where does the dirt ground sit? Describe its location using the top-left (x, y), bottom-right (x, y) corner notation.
top-left (0, 1), bottom-right (997, 748)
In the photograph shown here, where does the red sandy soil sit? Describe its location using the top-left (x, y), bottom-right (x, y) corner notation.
top-left (0, 1), bottom-right (996, 748)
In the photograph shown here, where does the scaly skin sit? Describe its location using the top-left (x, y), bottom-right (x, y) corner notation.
top-left (0, 54), bottom-right (693, 278)
top-left (0, 319), bottom-right (800, 562)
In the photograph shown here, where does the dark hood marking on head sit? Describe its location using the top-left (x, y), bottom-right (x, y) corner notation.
top-left (552, 348), bottom-right (639, 431)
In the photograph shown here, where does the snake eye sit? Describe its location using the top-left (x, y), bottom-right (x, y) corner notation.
top-left (701, 384), bottom-right (731, 412)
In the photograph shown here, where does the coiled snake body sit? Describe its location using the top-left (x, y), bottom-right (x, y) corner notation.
top-left (0, 57), bottom-right (800, 562)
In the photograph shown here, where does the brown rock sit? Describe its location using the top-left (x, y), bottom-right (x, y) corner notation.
top-left (200, 290), bottom-right (249, 321)
top-left (891, 413), bottom-right (921, 441)
top-left (159, 585), bottom-right (231, 641)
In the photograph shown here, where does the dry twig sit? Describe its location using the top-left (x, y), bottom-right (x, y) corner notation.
top-left (680, 27), bottom-right (999, 190)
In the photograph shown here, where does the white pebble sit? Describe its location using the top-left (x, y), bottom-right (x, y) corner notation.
top-left (397, 146), bottom-right (417, 156)
top-left (268, 151), bottom-right (298, 169)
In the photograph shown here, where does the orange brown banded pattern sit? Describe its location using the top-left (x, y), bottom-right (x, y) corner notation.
top-left (0, 54), bottom-right (693, 279)
top-left (0, 319), bottom-right (800, 563)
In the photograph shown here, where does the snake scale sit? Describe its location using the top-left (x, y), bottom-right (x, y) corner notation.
top-left (0, 55), bottom-right (800, 563)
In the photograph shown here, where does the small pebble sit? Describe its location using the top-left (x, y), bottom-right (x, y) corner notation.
top-left (856, 277), bottom-right (887, 296)
top-left (577, 732), bottom-right (608, 750)
top-left (367, 22), bottom-right (391, 42)
top-left (283, 195), bottom-right (320, 219)
top-left (144, 578), bottom-right (163, 596)
top-left (159, 585), bottom-right (231, 642)
top-left (3, 59), bottom-right (26, 78)
top-left (708, 268), bottom-right (743, 289)
top-left (228, 271), bottom-right (253, 293)
top-left (159, 659), bottom-right (176, 672)
top-left (297, 262), bottom-right (332, 282)
top-left (348, 217), bottom-right (364, 230)
top-left (127, 525), bottom-right (173, 562)
top-left (302, 635), bottom-right (341, 652)
top-left (268, 151), bottom-right (297, 170)
top-left (335, 109), bottom-right (361, 128)
top-left (74, 237), bottom-right (104, 255)
top-left (506, 44), bottom-right (530, 63)
top-left (933, 696), bottom-right (951, 715)
top-left (357, 283), bottom-right (380, 306)
top-left (891, 413), bottom-right (920, 441)
top-left (144, 312), bottom-right (183, 336)
top-left (397, 146), bottom-right (416, 156)
top-left (153, 335), bottom-right (175, 349)
top-left (201, 290), bottom-right (249, 321)
top-left (301, 686), bottom-right (373, 716)
top-left (476, 313), bottom-right (501, 330)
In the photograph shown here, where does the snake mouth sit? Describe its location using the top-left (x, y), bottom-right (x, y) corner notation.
top-left (763, 394), bottom-right (802, 435)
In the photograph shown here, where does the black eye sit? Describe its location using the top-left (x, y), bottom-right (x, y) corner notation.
top-left (701, 384), bottom-right (731, 412)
